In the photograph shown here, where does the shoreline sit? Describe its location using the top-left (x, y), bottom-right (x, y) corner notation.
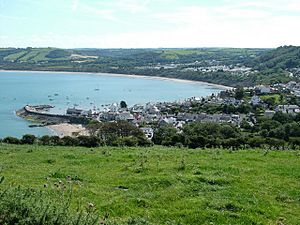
top-left (46, 123), bottom-right (89, 137)
top-left (0, 69), bottom-right (233, 90)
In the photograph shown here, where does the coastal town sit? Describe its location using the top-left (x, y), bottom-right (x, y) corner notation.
top-left (18, 80), bottom-right (300, 139)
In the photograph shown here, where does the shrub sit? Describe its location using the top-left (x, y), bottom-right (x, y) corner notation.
top-left (77, 135), bottom-right (100, 148)
top-left (39, 135), bottom-right (51, 145)
top-left (60, 136), bottom-right (79, 146)
top-left (49, 135), bottom-right (61, 146)
top-left (137, 136), bottom-right (153, 147)
top-left (247, 137), bottom-right (266, 148)
top-left (0, 186), bottom-right (99, 225)
top-left (289, 137), bottom-right (300, 149)
top-left (2, 136), bottom-right (21, 144)
top-left (116, 136), bottom-right (139, 147)
top-left (21, 134), bottom-right (36, 144)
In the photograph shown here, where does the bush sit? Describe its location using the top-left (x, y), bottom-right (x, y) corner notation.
top-left (2, 136), bottom-right (21, 144)
top-left (152, 125), bottom-right (179, 146)
top-left (77, 136), bottom-right (100, 147)
top-left (39, 135), bottom-right (51, 145)
top-left (89, 120), bottom-right (147, 145)
top-left (0, 187), bottom-right (99, 225)
top-left (247, 137), bottom-right (266, 148)
top-left (221, 138), bottom-right (242, 150)
top-left (115, 136), bottom-right (139, 147)
top-left (136, 136), bottom-right (153, 147)
top-left (49, 136), bottom-right (61, 146)
top-left (289, 137), bottom-right (300, 149)
top-left (60, 136), bottom-right (79, 146)
top-left (21, 134), bottom-right (36, 144)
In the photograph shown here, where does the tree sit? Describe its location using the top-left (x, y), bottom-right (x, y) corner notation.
top-left (152, 125), bottom-right (179, 146)
top-left (120, 101), bottom-right (127, 108)
top-left (289, 137), bottom-right (300, 149)
top-left (272, 112), bottom-right (293, 124)
top-left (259, 119), bottom-right (281, 131)
top-left (114, 136), bottom-right (139, 147)
top-left (60, 136), bottom-right (79, 146)
top-left (49, 136), bottom-right (61, 146)
top-left (90, 120), bottom-right (147, 146)
top-left (21, 134), bottom-right (36, 145)
top-left (263, 97), bottom-right (277, 108)
top-left (39, 135), bottom-right (51, 145)
top-left (222, 138), bottom-right (241, 150)
top-left (266, 138), bottom-right (285, 150)
top-left (235, 87), bottom-right (245, 100)
top-left (77, 136), bottom-right (100, 147)
top-left (219, 124), bottom-right (239, 139)
top-left (2, 137), bottom-right (20, 145)
top-left (240, 119), bottom-right (252, 131)
top-left (247, 137), bottom-right (265, 148)
top-left (185, 134), bottom-right (208, 149)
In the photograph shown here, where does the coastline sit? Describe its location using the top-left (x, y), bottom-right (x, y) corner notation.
top-left (46, 123), bottom-right (89, 137)
top-left (0, 69), bottom-right (233, 90)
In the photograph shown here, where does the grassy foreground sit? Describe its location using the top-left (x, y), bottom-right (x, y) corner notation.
top-left (1, 144), bottom-right (300, 224)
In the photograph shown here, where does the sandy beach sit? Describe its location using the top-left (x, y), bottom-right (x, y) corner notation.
top-left (0, 69), bottom-right (233, 90)
top-left (47, 123), bottom-right (89, 137)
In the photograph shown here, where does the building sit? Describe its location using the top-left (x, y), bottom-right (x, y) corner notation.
top-left (140, 127), bottom-right (154, 139)
top-left (255, 85), bottom-right (271, 94)
top-left (276, 105), bottom-right (300, 114)
top-left (250, 95), bottom-right (261, 105)
top-left (264, 110), bottom-right (275, 118)
top-left (116, 111), bottom-right (134, 121)
top-left (66, 108), bottom-right (83, 116)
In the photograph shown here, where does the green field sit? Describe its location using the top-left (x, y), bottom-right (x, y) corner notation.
top-left (1, 48), bottom-right (71, 62)
top-left (1, 144), bottom-right (300, 224)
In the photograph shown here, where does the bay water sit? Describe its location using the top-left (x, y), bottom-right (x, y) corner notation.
top-left (0, 71), bottom-right (225, 137)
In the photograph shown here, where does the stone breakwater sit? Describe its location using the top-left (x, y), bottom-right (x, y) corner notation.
top-left (16, 105), bottom-right (72, 125)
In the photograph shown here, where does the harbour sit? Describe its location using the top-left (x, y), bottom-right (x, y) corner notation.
top-left (0, 70), bottom-right (225, 138)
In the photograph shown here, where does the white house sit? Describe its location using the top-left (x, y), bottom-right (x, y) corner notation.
top-left (276, 105), bottom-right (300, 114)
top-left (264, 110), bottom-right (275, 118)
top-left (159, 117), bottom-right (177, 126)
top-left (109, 103), bottom-right (119, 112)
top-left (140, 127), bottom-right (154, 139)
top-left (147, 105), bottom-right (160, 114)
top-left (250, 95), bottom-right (261, 105)
top-left (256, 85), bottom-right (271, 94)
top-left (116, 111), bottom-right (134, 121)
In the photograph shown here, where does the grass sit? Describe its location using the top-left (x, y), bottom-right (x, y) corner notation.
top-left (160, 50), bottom-right (207, 59)
top-left (3, 50), bottom-right (28, 61)
top-left (2, 48), bottom-right (71, 62)
top-left (259, 94), bottom-right (280, 101)
top-left (1, 144), bottom-right (300, 224)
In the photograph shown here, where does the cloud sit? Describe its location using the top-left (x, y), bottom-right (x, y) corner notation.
top-left (71, 0), bottom-right (79, 12)
top-left (70, 0), bottom-right (126, 24)
top-left (1, 0), bottom-right (300, 48)
top-left (0, 14), bottom-right (28, 21)
top-left (114, 0), bottom-right (151, 13)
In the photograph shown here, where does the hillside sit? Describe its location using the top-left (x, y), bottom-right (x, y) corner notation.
top-left (0, 48), bottom-right (72, 62)
top-left (255, 45), bottom-right (300, 70)
top-left (1, 144), bottom-right (300, 224)
top-left (0, 46), bottom-right (299, 86)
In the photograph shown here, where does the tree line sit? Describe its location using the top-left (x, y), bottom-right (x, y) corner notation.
top-left (1, 114), bottom-right (300, 150)
top-left (0, 121), bottom-right (152, 148)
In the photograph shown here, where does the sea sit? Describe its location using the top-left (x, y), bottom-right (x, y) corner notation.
top-left (0, 70), bottom-right (226, 138)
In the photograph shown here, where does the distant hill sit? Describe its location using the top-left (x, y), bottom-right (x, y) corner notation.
top-left (0, 48), bottom-right (72, 62)
top-left (0, 46), bottom-right (299, 87)
top-left (255, 45), bottom-right (300, 70)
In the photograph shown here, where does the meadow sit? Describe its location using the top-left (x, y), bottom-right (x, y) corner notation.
top-left (1, 144), bottom-right (300, 224)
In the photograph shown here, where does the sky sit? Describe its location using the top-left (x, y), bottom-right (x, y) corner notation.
top-left (0, 0), bottom-right (300, 48)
